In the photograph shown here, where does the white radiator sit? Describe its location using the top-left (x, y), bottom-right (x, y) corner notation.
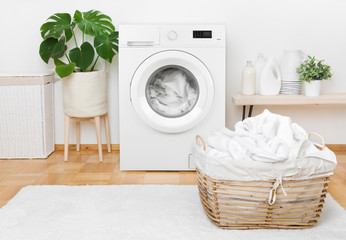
top-left (0, 74), bottom-right (55, 158)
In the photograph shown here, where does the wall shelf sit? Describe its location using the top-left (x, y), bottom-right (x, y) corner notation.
top-left (232, 93), bottom-right (346, 106)
top-left (232, 93), bottom-right (346, 120)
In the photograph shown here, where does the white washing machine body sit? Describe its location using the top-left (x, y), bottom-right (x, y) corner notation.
top-left (119, 25), bottom-right (225, 170)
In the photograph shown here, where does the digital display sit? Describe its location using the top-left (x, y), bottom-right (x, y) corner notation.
top-left (193, 31), bottom-right (212, 39)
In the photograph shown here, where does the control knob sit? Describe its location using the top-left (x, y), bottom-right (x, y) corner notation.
top-left (168, 31), bottom-right (177, 40)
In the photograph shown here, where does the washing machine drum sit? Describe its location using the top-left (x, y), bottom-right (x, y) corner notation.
top-left (130, 50), bottom-right (214, 133)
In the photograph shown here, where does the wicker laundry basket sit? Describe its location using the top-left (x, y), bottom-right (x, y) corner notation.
top-left (0, 74), bottom-right (55, 159)
top-left (195, 135), bottom-right (330, 230)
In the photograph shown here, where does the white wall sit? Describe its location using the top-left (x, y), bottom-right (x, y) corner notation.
top-left (1, 0), bottom-right (346, 144)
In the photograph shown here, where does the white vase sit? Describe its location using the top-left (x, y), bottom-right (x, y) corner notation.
top-left (280, 50), bottom-right (304, 95)
top-left (280, 50), bottom-right (305, 81)
top-left (304, 80), bottom-right (321, 97)
top-left (62, 69), bottom-right (108, 117)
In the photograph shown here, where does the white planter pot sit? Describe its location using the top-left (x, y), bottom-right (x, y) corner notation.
top-left (304, 80), bottom-right (322, 97)
top-left (62, 69), bottom-right (108, 117)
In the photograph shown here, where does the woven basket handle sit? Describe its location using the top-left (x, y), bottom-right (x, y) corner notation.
top-left (308, 132), bottom-right (325, 150)
top-left (196, 135), bottom-right (206, 152)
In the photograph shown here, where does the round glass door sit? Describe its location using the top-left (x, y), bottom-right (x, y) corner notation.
top-left (131, 50), bottom-right (214, 133)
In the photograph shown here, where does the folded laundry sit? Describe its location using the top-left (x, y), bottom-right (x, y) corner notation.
top-left (194, 110), bottom-right (337, 181)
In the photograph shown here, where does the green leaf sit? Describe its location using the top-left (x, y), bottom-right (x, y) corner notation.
top-left (73, 10), bottom-right (115, 36)
top-left (39, 37), bottom-right (66, 63)
top-left (39, 38), bottom-right (57, 63)
top-left (40, 13), bottom-right (74, 41)
top-left (69, 42), bottom-right (95, 71)
top-left (55, 61), bottom-right (76, 78)
top-left (94, 32), bottom-right (118, 63)
top-left (54, 58), bottom-right (66, 66)
top-left (51, 36), bottom-right (66, 58)
top-left (69, 48), bottom-right (81, 67)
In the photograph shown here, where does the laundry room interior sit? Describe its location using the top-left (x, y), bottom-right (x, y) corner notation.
top-left (1, 0), bottom-right (346, 238)
top-left (1, 0), bottom-right (345, 144)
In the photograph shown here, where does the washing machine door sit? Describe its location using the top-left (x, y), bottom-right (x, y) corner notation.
top-left (130, 50), bottom-right (214, 133)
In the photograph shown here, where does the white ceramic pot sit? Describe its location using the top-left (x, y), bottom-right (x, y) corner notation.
top-left (304, 80), bottom-right (321, 97)
top-left (62, 69), bottom-right (108, 117)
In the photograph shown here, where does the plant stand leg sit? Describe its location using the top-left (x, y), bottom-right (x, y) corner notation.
top-left (76, 121), bottom-right (80, 152)
top-left (64, 115), bottom-right (70, 161)
top-left (104, 114), bottom-right (111, 153)
top-left (94, 116), bottom-right (103, 162)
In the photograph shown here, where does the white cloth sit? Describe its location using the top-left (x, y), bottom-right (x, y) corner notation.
top-left (148, 68), bottom-right (197, 116)
top-left (194, 110), bottom-right (337, 181)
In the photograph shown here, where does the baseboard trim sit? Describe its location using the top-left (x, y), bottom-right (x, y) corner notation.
top-left (55, 144), bottom-right (119, 151)
top-left (54, 144), bottom-right (345, 152)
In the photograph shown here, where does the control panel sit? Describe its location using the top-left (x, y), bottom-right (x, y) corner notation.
top-left (119, 25), bottom-right (225, 46)
top-left (193, 30), bottom-right (212, 39)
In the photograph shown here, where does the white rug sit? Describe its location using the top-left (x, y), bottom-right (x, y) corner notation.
top-left (0, 185), bottom-right (345, 240)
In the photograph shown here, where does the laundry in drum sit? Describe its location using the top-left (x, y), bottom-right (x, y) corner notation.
top-left (146, 65), bottom-right (199, 117)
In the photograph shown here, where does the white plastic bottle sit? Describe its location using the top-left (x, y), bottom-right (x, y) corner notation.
top-left (242, 61), bottom-right (256, 95)
top-left (254, 53), bottom-right (266, 94)
top-left (259, 57), bottom-right (281, 95)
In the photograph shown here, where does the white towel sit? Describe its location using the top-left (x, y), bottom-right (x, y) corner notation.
top-left (234, 110), bottom-right (308, 163)
top-left (194, 109), bottom-right (337, 181)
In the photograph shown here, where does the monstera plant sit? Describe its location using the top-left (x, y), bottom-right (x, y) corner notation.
top-left (39, 10), bottom-right (118, 78)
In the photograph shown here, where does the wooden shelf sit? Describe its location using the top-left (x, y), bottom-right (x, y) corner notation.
top-left (232, 93), bottom-right (346, 106)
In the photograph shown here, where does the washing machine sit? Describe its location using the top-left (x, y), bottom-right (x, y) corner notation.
top-left (119, 25), bottom-right (225, 170)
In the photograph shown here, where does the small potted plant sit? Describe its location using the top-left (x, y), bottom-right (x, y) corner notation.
top-left (39, 10), bottom-right (118, 117)
top-left (296, 56), bottom-right (332, 97)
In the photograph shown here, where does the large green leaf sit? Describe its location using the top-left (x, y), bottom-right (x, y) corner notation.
top-left (40, 13), bottom-right (73, 41)
top-left (54, 58), bottom-right (66, 66)
top-left (54, 59), bottom-right (76, 78)
top-left (39, 37), bottom-right (66, 63)
top-left (51, 37), bottom-right (67, 58)
top-left (94, 32), bottom-right (118, 63)
top-left (73, 10), bottom-right (115, 36)
top-left (69, 42), bottom-right (95, 71)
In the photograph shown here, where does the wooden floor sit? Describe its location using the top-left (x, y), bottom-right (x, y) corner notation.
top-left (0, 149), bottom-right (345, 210)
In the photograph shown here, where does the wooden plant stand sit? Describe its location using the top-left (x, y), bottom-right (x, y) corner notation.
top-left (64, 113), bottom-right (111, 162)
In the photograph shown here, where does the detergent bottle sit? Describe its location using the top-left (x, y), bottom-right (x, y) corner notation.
top-left (259, 57), bottom-right (281, 95)
top-left (254, 52), bottom-right (266, 94)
